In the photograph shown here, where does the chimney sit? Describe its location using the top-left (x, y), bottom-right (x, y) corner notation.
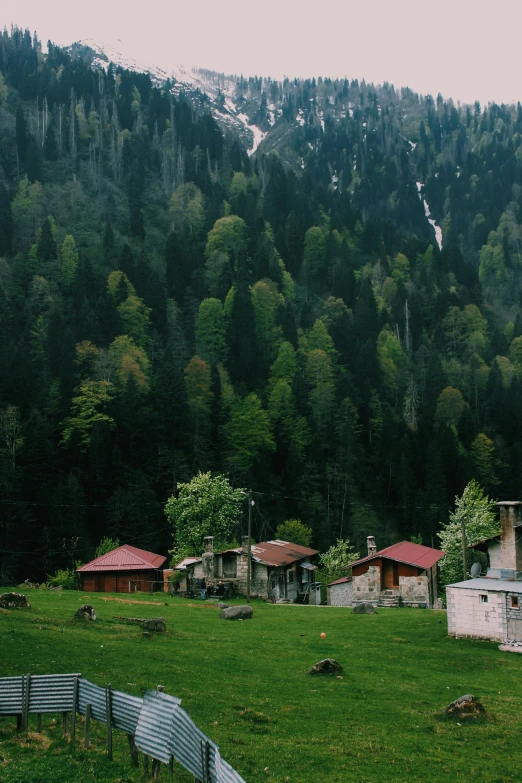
top-left (497, 502), bottom-right (521, 578)
top-left (203, 536), bottom-right (214, 553)
top-left (367, 536), bottom-right (377, 557)
top-left (242, 535), bottom-right (249, 554)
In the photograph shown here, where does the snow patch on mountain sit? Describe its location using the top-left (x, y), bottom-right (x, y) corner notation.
top-left (416, 182), bottom-right (442, 250)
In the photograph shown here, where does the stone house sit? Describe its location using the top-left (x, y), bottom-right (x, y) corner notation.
top-left (446, 501), bottom-right (522, 642)
top-left (327, 537), bottom-right (444, 608)
top-left (184, 537), bottom-right (319, 602)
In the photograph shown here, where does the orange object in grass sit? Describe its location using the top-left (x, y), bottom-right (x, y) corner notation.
top-left (320, 632), bottom-right (326, 638)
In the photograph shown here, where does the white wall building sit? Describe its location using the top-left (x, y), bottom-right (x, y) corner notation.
top-left (446, 501), bottom-right (522, 642)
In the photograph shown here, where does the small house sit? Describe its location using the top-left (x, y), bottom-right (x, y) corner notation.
top-left (77, 544), bottom-right (166, 593)
top-left (446, 501), bottom-right (522, 642)
top-left (328, 536), bottom-right (444, 608)
top-left (185, 537), bottom-right (320, 602)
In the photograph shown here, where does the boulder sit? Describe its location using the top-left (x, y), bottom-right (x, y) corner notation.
top-left (352, 602), bottom-right (375, 614)
top-left (140, 617), bottom-right (167, 632)
top-left (442, 694), bottom-right (486, 718)
top-left (309, 658), bottom-right (344, 675)
top-left (219, 605), bottom-right (253, 620)
top-left (217, 602), bottom-right (229, 609)
top-left (74, 604), bottom-right (97, 620)
top-left (0, 592), bottom-right (30, 609)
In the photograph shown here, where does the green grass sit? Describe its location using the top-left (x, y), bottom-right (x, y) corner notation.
top-left (0, 590), bottom-right (521, 783)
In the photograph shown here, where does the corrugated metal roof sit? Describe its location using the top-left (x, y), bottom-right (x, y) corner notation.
top-left (446, 578), bottom-right (522, 592)
top-left (346, 541), bottom-right (444, 571)
top-left (328, 576), bottom-right (352, 587)
top-left (173, 557), bottom-right (202, 570)
top-left (223, 540), bottom-right (319, 567)
top-left (77, 544), bottom-right (166, 573)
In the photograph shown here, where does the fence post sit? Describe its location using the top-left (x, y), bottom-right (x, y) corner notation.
top-left (71, 676), bottom-right (78, 740)
top-left (152, 757), bottom-right (161, 779)
top-left (169, 757), bottom-right (174, 783)
top-left (62, 711), bottom-right (69, 736)
top-left (37, 713), bottom-right (42, 732)
top-left (84, 703), bottom-right (91, 748)
top-left (143, 753), bottom-right (149, 781)
top-left (127, 733), bottom-right (139, 767)
top-left (106, 683), bottom-right (113, 760)
top-left (23, 674), bottom-right (30, 732)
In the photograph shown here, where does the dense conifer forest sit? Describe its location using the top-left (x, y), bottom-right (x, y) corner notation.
top-left (2, 28), bottom-right (522, 582)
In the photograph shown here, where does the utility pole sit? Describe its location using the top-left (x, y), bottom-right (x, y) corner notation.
top-left (461, 516), bottom-right (467, 580)
top-left (246, 492), bottom-right (254, 602)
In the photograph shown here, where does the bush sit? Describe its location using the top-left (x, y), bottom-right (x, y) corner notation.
top-left (46, 564), bottom-right (81, 590)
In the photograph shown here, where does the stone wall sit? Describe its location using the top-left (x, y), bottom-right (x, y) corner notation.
top-left (328, 580), bottom-right (353, 606)
top-left (352, 566), bottom-right (380, 605)
top-left (446, 587), bottom-right (507, 641)
top-left (399, 575), bottom-right (429, 608)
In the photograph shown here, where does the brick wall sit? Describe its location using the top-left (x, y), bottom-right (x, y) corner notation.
top-left (446, 587), bottom-right (507, 641)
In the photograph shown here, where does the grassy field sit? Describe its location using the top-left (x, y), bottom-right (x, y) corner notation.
top-left (0, 590), bottom-right (520, 783)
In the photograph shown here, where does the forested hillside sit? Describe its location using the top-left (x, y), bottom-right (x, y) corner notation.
top-left (1, 28), bottom-right (522, 583)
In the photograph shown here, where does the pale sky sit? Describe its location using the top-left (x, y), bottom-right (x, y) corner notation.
top-left (3, 0), bottom-right (522, 105)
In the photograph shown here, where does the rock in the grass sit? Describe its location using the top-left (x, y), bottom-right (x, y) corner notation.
top-left (140, 617), bottom-right (167, 632)
top-left (352, 602), bottom-right (375, 614)
top-left (220, 605), bottom-right (253, 620)
top-left (442, 694), bottom-right (486, 718)
top-left (0, 592), bottom-right (30, 609)
top-left (74, 604), bottom-right (97, 621)
top-left (142, 631), bottom-right (152, 638)
top-left (309, 658), bottom-right (344, 676)
top-left (217, 602), bottom-right (229, 609)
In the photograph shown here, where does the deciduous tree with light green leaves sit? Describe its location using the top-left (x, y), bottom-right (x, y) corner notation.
top-left (318, 539), bottom-right (360, 583)
top-left (275, 519), bottom-right (312, 548)
top-left (438, 479), bottom-right (499, 587)
top-left (165, 472), bottom-right (245, 561)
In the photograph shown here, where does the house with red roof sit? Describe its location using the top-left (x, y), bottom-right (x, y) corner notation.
top-left (77, 544), bottom-right (166, 593)
top-left (327, 536), bottom-right (444, 609)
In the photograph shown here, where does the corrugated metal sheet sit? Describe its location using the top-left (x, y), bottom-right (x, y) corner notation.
top-left (78, 678), bottom-right (108, 723)
top-left (77, 544), bottom-right (166, 572)
top-left (347, 541), bottom-right (445, 571)
top-left (216, 541), bottom-right (319, 568)
top-left (328, 575), bottom-right (352, 586)
top-left (0, 676), bottom-right (23, 715)
top-left (167, 704), bottom-right (217, 781)
top-left (135, 689), bottom-right (181, 764)
top-left (218, 755), bottom-right (247, 783)
top-left (28, 673), bottom-right (80, 713)
top-left (0, 674), bottom-right (246, 783)
top-left (111, 689), bottom-right (143, 735)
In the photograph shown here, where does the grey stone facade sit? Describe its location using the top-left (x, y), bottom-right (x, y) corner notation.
top-left (328, 579), bottom-right (353, 606)
top-left (352, 566), bottom-right (381, 605)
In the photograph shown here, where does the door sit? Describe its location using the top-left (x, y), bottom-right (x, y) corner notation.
top-left (278, 575), bottom-right (285, 599)
top-left (383, 562), bottom-right (394, 589)
top-left (94, 574), bottom-right (104, 592)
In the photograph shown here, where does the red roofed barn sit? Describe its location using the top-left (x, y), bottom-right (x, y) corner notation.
top-left (77, 544), bottom-right (166, 593)
top-left (327, 536), bottom-right (444, 609)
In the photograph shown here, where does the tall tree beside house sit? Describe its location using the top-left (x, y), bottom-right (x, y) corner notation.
top-left (438, 480), bottom-right (499, 587)
top-left (165, 472), bottom-right (245, 561)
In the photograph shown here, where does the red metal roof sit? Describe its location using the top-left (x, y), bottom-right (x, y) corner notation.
top-left (328, 575), bottom-right (352, 587)
top-left (77, 544), bottom-right (166, 572)
top-left (346, 541), bottom-right (444, 571)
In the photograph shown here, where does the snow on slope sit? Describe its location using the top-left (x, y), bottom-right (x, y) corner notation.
top-left (416, 182), bottom-right (442, 250)
top-left (77, 38), bottom-right (267, 154)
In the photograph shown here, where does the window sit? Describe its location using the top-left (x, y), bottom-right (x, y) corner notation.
top-left (288, 571), bottom-right (294, 584)
top-left (480, 594), bottom-right (488, 603)
top-left (511, 595), bottom-right (519, 609)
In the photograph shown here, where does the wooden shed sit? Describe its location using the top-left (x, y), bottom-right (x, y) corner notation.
top-left (77, 544), bottom-right (166, 593)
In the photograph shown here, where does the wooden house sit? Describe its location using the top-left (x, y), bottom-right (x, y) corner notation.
top-left (77, 544), bottom-right (166, 593)
top-left (328, 537), bottom-right (444, 608)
